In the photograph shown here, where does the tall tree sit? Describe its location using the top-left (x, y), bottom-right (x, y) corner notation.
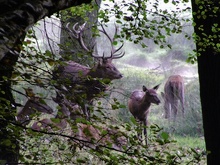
top-left (0, 0), bottom-right (91, 164)
top-left (191, 1), bottom-right (220, 164)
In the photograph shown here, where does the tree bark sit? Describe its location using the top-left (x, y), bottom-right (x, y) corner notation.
top-left (191, 1), bottom-right (220, 164)
top-left (198, 51), bottom-right (220, 164)
top-left (0, 0), bottom-right (92, 164)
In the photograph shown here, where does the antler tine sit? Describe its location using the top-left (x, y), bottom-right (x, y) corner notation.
top-left (111, 46), bottom-right (125, 59)
top-left (99, 24), bottom-right (111, 42)
top-left (99, 23), bottom-right (124, 60)
top-left (66, 22), bottom-right (92, 53)
top-left (111, 24), bottom-right (125, 59)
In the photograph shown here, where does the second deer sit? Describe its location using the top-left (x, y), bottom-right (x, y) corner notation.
top-left (161, 75), bottom-right (184, 120)
top-left (17, 88), bottom-right (53, 126)
top-left (128, 85), bottom-right (160, 145)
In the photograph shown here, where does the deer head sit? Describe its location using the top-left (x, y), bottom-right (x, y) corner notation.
top-left (65, 22), bottom-right (124, 80)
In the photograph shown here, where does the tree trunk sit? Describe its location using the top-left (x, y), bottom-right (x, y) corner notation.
top-left (191, 1), bottom-right (220, 164)
top-left (198, 52), bottom-right (220, 164)
top-left (0, 51), bottom-right (20, 165)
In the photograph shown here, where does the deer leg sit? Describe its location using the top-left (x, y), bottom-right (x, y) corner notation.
top-left (136, 121), bottom-right (142, 142)
top-left (180, 97), bottom-right (185, 117)
top-left (171, 101), bottom-right (178, 121)
top-left (164, 100), bottom-right (170, 119)
top-left (83, 104), bottom-right (90, 120)
top-left (143, 120), bottom-right (148, 145)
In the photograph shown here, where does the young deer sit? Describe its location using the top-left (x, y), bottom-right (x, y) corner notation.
top-left (31, 92), bottom-right (82, 131)
top-left (75, 123), bottom-right (127, 150)
top-left (128, 85), bottom-right (160, 145)
top-left (17, 88), bottom-right (53, 126)
top-left (53, 22), bottom-right (124, 119)
top-left (161, 75), bottom-right (184, 120)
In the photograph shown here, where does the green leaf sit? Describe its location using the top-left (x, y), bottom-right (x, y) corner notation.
top-left (2, 139), bottom-right (12, 146)
top-left (161, 132), bottom-right (169, 141)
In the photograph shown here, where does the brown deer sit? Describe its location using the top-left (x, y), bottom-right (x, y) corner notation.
top-left (17, 88), bottom-right (53, 126)
top-left (75, 123), bottom-right (127, 150)
top-left (128, 85), bottom-right (161, 145)
top-left (161, 75), bottom-right (184, 120)
top-left (53, 22), bottom-right (124, 119)
top-left (31, 92), bottom-right (82, 131)
top-left (31, 94), bottom-right (127, 150)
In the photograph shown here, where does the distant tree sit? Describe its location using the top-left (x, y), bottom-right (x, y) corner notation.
top-left (191, 1), bottom-right (220, 164)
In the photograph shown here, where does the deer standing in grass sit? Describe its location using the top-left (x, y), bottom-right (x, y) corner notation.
top-left (53, 22), bottom-right (124, 119)
top-left (161, 75), bottom-right (184, 120)
top-left (128, 85), bottom-right (161, 145)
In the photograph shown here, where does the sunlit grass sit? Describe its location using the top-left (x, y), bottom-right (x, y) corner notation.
top-left (173, 135), bottom-right (205, 150)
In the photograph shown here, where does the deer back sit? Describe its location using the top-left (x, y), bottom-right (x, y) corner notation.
top-left (55, 59), bottom-right (122, 83)
top-left (163, 75), bottom-right (184, 103)
top-left (76, 123), bottom-right (126, 150)
top-left (31, 118), bottom-right (68, 131)
top-left (17, 97), bottom-right (53, 125)
top-left (54, 61), bottom-right (90, 82)
top-left (128, 85), bottom-right (160, 121)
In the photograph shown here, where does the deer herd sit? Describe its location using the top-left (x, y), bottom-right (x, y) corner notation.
top-left (16, 22), bottom-right (185, 149)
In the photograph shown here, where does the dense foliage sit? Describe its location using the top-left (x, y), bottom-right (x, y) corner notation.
top-left (0, 0), bottom-right (207, 164)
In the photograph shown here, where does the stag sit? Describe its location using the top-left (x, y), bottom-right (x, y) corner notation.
top-left (161, 75), bottom-right (184, 120)
top-left (17, 89), bottom-right (53, 126)
top-left (128, 85), bottom-right (160, 145)
top-left (53, 22), bottom-right (124, 119)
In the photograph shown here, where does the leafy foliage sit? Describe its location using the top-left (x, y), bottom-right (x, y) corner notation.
top-left (99, 0), bottom-right (192, 48)
top-left (0, 0), bottom-right (206, 164)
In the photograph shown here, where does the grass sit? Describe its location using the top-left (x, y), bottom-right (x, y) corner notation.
top-left (172, 135), bottom-right (205, 150)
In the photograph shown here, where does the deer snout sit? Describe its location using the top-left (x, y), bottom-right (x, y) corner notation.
top-left (112, 73), bottom-right (123, 79)
top-left (156, 99), bottom-right (161, 105)
top-left (152, 97), bottom-right (161, 105)
top-left (118, 74), bottom-right (123, 78)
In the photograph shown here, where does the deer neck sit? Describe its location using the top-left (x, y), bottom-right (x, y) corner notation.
top-left (87, 66), bottom-right (102, 78)
top-left (139, 95), bottom-right (151, 111)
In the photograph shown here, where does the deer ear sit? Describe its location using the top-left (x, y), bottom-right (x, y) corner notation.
top-left (143, 85), bottom-right (148, 92)
top-left (153, 84), bottom-right (160, 90)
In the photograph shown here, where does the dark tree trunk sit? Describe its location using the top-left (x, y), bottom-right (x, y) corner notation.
top-left (0, 51), bottom-right (20, 165)
top-left (198, 51), bottom-right (220, 164)
top-left (0, 0), bottom-right (92, 164)
top-left (191, 1), bottom-right (220, 164)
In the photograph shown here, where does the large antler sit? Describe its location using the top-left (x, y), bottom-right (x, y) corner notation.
top-left (66, 22), bottom-right (125, 60)
top-left (99, 24), bottom-right (125, 59)
top-left (66, 22), bottom-right (93, 53)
